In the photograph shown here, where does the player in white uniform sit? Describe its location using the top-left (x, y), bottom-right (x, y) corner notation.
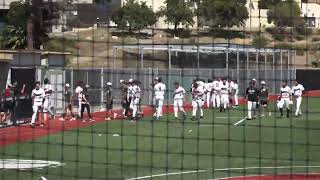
top-left (205, 79), bottom-right (213, 108)
top-left (278, 81), bottom-right (293, 118)
top-left (42, 78), bottom-right (54, 121)
top-left (233, 80), bottom-right (239, 106)
top-left (30, 81), bottom-right (45, 127)
top-left (127, 79), bottom-right (134, 114)
top-left (211, 78), bottom-right (221, 108)
top-left (154, 77), bottom-right (166, 120)
top-left (228, 79), bottom-right (234, 108)
top-left (131, 80), bottom-right (142, 121)
top-left (173, 82), bottom-right (186, 120)
top-left (191, 82), bottom-right (205, 120)
top-left (220, 79), bottom-right (229, 112)
top-left (75, 81), bottom-right (84, 118)
top-left (292, 80), bottom-right (305, 117)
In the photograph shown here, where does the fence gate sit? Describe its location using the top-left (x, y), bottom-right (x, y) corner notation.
top-left (45, 69), bottom-right (65, 114)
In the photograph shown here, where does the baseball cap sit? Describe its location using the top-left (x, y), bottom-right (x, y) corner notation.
top-left (129, 79), bottom-right (133, 83)
top-left (107, 82), bottom-right (112, 86)
top-left (260, 81), bottom-right (266, 85)
top-left (65, 83), bottom-right (70, 87)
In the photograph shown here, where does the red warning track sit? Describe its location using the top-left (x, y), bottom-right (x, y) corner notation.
top-left (0, 90), bottom-right (319, 147)
top-left (220, 174), bottom-right (320, 180)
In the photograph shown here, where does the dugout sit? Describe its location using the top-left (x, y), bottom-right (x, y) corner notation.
top-left (3, 50), bottom-right (70, 121)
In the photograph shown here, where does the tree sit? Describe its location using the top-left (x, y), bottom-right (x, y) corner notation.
top-left (111, 0), bottom-right (157, 32)
top-left (2, 25), bottom-right (27, 49)
top-left (199, 0), bottom-right (248, 29)
top-left (159, 0), bottom-right (194, 33)
top-left (258, 0), bottom-right (281, 9)
top-left (5, 0), bottom-right (65, 49)
top-left (267, 0), bottom-right (301, 27)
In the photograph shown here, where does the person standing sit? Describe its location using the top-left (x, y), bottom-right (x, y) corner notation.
top-left (173, 82), bottom-right (186, 120)
top-left (220, 79), bottom-right (229, 112)
top-left (75, 81), bottom-right (84, 118)
top-left (292, 80), bottom-right (305, 117)
top-left (259, 81), bottom-right (271, 117)
top-left (246, 80), bottom-right (260, 120)
top-left (6, 82), bottom-right (25, 126)
top-left (120, 80), bottom-right (128, 117)
top-left (278, 81), bottom-right (293, 118)
top-left (153, 77), bottom-right (166, 120)
top-left (233, 80), bottom-right (239, 107)
top-left (105, 82), bottom-right (114, 121)
top-left (59, 83), bottom-right (76, 121)
top-left (211, 77), bottom-right (221, 109)
top-left (80, 85), bottom-right (94, 122)
top-left (131, 80), bottom-right (142, 121)
top-left (205, 79), bottom-right (213, 108)
top-left (30, 81), bottom-right (45, 128)
top-left (191, 82), bottom-right (205, 121)
top-left (127, 79), bottom-right (134, 117)
top-left (42, 78), bottom-right (54, 123)
top-left (0, 93), bottom-right (7, 124)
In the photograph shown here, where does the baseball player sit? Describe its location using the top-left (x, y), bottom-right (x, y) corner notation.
top-left (233, 80), bottom-right (239, 107)
top-left (153, 77), bottom-right (166, 120)
top-left (191, 82), bottom-right (205, 121)
top-left (75, 81), bottom-right (84, 118)
top-left (259, 81), bottom-right (271, 117)
top-left (278, 81), bottom-right (293, 118)
top-left (127, 78), bottom-right (134, 117)
top-left (131, 80), bottom-right (142, 121)
top-left (120, 80), bottom-right (128, 117)
top-left (105, 82), bottom-right (114, 121)
top-left (30, 81), bottom-right (45, 128)
top-left (43, 78), bottom-right (54, 123)
top-left (292, 80), bottom-right (305, 117)
top-left (173, 82), bottom-right (186, 120)
top-left (59, 83), bottom-right (76, 121)
top-left (80, 85), bottom-right (94, 122)
top-left (220, 79), bottom-right (229, 112)
top-left (246, 80), bottom-right (259, 120)
top-left (211, 77), bottom-right (221, 108)
top-left (205, 79), bottom-right (213, 108)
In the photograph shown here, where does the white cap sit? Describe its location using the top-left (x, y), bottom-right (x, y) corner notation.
top-left (85, 84), bottom-right (90, 88)
top-left (65, 83), bottom-right (70, 87)
top-left (260, 81), bottom-right (266, 85)
top-left (129, 79), bottom-right (133, 83)
top-left (252, 78), bottom-right (257, 82)
top-left (107, 82), bottom-right (112, 86)
top-left (120, 80), bottom-right (124, 83)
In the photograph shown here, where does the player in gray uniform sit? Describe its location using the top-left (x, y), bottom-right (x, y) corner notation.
top-left (259, 81), bottom-right (271, 117)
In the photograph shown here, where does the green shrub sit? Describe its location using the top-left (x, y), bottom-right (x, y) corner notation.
top-left (44, 37), bottom-right (76, 53)
top-left (252, 35), bottom-right (269, 48)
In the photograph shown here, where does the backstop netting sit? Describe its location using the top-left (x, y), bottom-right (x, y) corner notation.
top-left (0, 0), bottom-right (320, 180)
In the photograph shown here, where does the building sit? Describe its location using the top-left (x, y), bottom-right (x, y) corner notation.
top-left (244, 0), bottom-right (320, 29)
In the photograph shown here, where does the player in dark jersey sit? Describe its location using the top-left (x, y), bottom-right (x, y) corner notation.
top-left (105, 82), bottom-right (114, 121)
top-left (246, 80), bottom-right (260, 120)
top-left (59, 83), bottom-right (76, 121)
top-left (259, 81), bottom-right (271, 117)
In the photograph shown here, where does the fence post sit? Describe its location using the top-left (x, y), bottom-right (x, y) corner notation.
top-left (101, 68), bottom-right (104, 108)
top-left (226, 49), bottom-right (229, 69)
top-left (236, 47), bottom-right (240, 84)
top-left (140, 47), bottom-right (144, 68)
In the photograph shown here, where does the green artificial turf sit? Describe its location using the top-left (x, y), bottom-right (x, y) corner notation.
top-left (0, 97), bottom-right (320, 180)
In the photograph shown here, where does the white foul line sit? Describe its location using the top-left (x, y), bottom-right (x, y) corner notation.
top-left (126, 170), bottom-right (207, 180)
top-left (126, 165), bottom-right (320, 180)
top-left (233, 117), bottom-right (247, 126)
